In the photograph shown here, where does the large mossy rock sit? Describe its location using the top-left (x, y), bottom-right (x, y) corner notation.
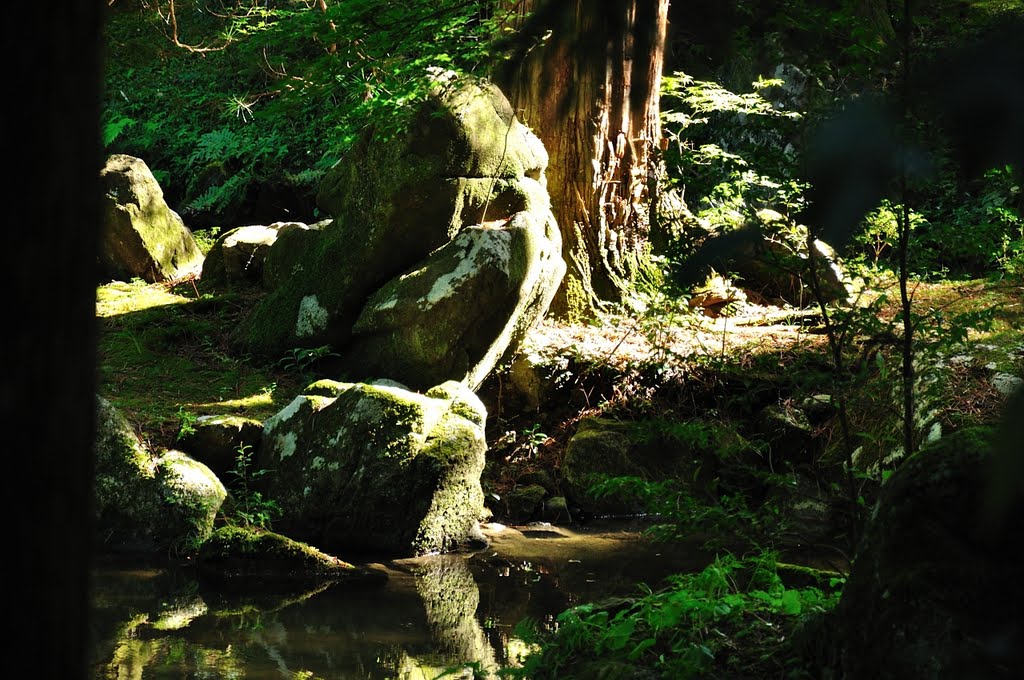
top-left (200, 220), bottom-right (329, 289)
top-left (344, 197), bottom-right (564, 391)
top-left (232, 70), bottom-right (563, 390)
top-left (195, 526), bottom-right (388, 591)
top-left (93, 396), bottom-right (227, 553)
top-left (804, 427), bottom-right (1024, 678)
top-left (98, 154), bottom-right (204, 283)
top-left (255, 379), bottom-right (487, 557)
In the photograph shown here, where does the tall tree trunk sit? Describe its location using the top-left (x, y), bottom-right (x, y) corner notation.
top-left (495, 0), bottom-right (669, 319)
top-left (5, 3), bottom-right (103, 677)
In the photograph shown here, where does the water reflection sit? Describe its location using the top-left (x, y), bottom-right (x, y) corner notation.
top-left (89, 521), bottom-right (711, 679)
top-left (412, 555), bottom-right (497, 676)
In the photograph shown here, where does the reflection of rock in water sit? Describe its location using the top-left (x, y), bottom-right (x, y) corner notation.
top-left (413, 554), bottom-right (496, 674)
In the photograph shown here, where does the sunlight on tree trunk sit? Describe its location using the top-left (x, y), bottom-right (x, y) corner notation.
top-left (496, 0), bottom-right (669, 320)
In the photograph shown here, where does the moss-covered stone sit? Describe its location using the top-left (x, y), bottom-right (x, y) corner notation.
top-left (94, 396), bottom-right (226, 554)
top-left (342, 200), bottom-right (564, 390)
top-left (196, 525), bottom-right (387, 590)
top-left (99, 154), bottom-right (204, 283)
top-left (234, 72), bottom-right (557, 363)
top-left (256, 380), bottom-right (488, 557)
top-left (505, 484), bottom-right (547, 522)
top-left (176, 414), bottom-right (264, 482)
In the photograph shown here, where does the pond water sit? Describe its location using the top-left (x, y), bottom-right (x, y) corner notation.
top-left (88, 520), bottom-right (713, 679)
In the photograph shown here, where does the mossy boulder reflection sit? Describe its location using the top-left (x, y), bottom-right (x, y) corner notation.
top-left (255, 379), bottom-right (487, 557)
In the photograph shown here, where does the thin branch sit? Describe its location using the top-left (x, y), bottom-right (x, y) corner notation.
top-left (165, 0), bottom-right (228, 53)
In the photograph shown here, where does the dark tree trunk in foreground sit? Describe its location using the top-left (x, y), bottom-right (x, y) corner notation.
top-left (495, 0), bottom-right (669, 319)
top-left (4, 3), bottom-right (104, 677)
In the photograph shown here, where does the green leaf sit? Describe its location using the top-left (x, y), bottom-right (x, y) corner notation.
top-left (628, 638), bottom-right (656, 661)
top-left (605, 618), bottom-right (637, 651)
top-left (780, 589), bottom-right (803, 616)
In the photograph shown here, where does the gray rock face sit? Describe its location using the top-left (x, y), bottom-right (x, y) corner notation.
top-left (99, 154), bottom-right (204, 283)
top-left (93, 396), bottom-right (226, 553)
top-left (233, 71), bottom-right (564, 390)
top-left (255, 379), bottom-right (487, 557)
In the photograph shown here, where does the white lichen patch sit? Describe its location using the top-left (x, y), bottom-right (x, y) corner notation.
top-left (374, 295), bottom-right (398, 311)
top-left (264, 396), bottom-right (306, 432)
top-left (274, 431), bottom-right (299, 460)
top-left (420, 229), bottom-right (512, 307)
top-left (992, 372), bottom-right (1024, 396)
top-left (296, 294), bottom-right (329, 337)
top-left (224, 225), bottom-right (278, 249)
top-left (327, 426), bottom-right (348, 447)
top-left (311, 456), bottom-right (326, 470)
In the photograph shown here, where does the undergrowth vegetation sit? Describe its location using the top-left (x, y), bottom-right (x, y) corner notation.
top-left (98, 1), bottom-right (1024, 677)
top-left (103, 0), bottom-right (507, 226)
top-left (505, 551), bottom-right (843, 680)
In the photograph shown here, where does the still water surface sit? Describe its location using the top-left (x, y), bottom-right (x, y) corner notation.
top-left (89, 520), bottom-right (711, 679)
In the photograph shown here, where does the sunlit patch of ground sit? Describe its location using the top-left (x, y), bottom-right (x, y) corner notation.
top-left (521, 304), bottom-right (829, 371)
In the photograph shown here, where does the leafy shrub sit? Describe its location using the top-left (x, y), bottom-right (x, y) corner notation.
top-left (506, 551), bottom-right (842, 680)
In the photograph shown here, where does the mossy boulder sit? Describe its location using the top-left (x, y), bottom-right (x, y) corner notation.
top-left (200, 220), bottom-right (330, 289)
top-left (98, 154), bottom-right (204, 283)
top-left (803, 427), bottom-right (1024, 678)
top-left (232, 71), bottom-right (562, 388)
top-left (195, 525), bottom-right (387, 591)
top-left (255, 379), bottom-right (488, 556)
top-left (176, 414), bottom-right (264, 482)
top-left (93, 396), bottom-right (227, 554)
top-left (504, 483), bottom-right (548, 522)
top-left (341, 194), bottom-right (564, 390)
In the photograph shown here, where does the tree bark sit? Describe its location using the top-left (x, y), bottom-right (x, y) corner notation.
top-left (4, 3), bottom-right (103, 678)
top-left (495, 0), bottom-right (669, 319)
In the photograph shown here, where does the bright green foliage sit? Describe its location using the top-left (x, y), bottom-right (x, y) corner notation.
top-left (176, 406), bottom-right (199, 440)
top-left (850, 200), bottom-right (928, 269)
top-left (276, 344), bottom-right (339, 374)
top-left (587, 472), bottom-right (788, 551)
top-left (505, 551), bottom-right (842, 679)
top-left (660, 70), bottom-right (804, 223)
top-left (103, 0), bottom-right (504, 224)
top-left (912, 165), bottom-right (1023, 278)
top-left (657, 2), bottom-right (1024, 286)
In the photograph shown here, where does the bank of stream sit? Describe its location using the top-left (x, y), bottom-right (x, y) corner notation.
top-left (89, 518), bottom-right (719, 679)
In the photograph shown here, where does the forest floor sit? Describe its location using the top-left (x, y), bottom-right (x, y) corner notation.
top-left (94, 270), bottom-right (1024, 678)
top-left (96, 271), bottom-right (1024, 534)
